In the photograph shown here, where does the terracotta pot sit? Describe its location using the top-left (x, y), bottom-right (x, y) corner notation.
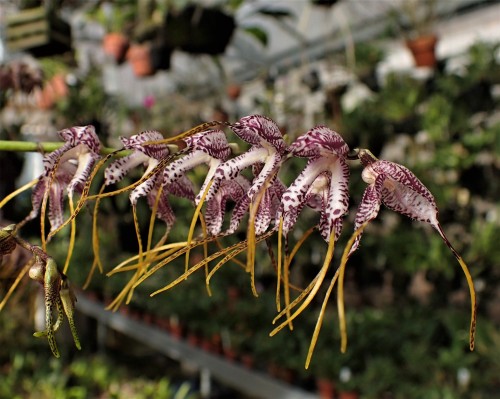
top-left (406, 35), bottom-right (438, 68)
top-left (223, 348), bottom-right (237, 362)
top-left (226, 83), bottom-right (241, 100)
top-left (187, 333), bottom-right (200, 347)
top-left (35, 86), bottom-right (55, 109)
top-left (50, 74), bottom-right (68, 98)
top-left (35, 74), bottom-right (67, 109)
top-left (338, 391), bottom-right (359, 399)
top-left (201, 339), bottom-right (214, 353)
top-left (127, 44), bottom-right (155, 77)
top-left (103, 32), bottom-right (129, 63)
top-left (316, 378), bottom-right (335, 399)
top-left (169, 322), bottom-right (183, 339)
top-left (240, 353), bottom-right (255, 369)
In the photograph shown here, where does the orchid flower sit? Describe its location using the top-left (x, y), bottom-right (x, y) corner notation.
top-left (162, 129), bottom-right (231, 205)
top-left (104, 131), bottom-right (196, 310)
top-left (25, 125), bottom-right (101, 234)
top-left (271, 126), bottom-right (350, 340)
top-left (201, 116), bottom-right (289, 294)
top-left (206, 115), bottom-right (288, 203)
top-left (104, 130), bottom-right (195, 230)
top-left (160, 129), bottom-right (232, 274)
top-left (30, 256), bottom-right (81, 358)
top-left (144, 118), bottom-right (289, 298)
top-left (279, 125), bottom-right (350, 242)
top-left (339, 149), bottom-right (476, 351)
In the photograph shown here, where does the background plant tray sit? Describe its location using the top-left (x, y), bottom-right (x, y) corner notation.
top-left (6, 7), bottom-right (72, 57)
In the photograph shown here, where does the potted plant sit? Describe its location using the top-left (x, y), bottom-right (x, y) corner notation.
top-left (35, 57), bottom-right (70, 110)
top-left (87, 2), bottom-right (136, 63)
top-left (127, 41), bottom-right (155, 77)
top-left (391, 0), bottom-right (439, 67)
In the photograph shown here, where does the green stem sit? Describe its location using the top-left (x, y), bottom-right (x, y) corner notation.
top-left (0, 140), bottom-right (125, 156)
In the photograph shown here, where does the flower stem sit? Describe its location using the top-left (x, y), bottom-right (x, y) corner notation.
top-left (0, 140), bottom-right (126, 156)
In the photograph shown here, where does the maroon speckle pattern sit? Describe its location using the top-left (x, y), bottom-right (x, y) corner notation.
top-left (121, 130), bottom-right (168, 160)
top-left (184, 130), bottom-right (231, 160)
top-left (230, 115), bottom-right (287, 153)
top-left (351, 159), bottom-right (439, 255)
top-left (289, 126), bottom-right (349, 159)
top-left (162, 130), bottom-right (231, 204)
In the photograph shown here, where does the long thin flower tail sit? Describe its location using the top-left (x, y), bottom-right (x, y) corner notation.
top-left (206, 229), bottom-right (277, 288)
top-left (270, 230), bottom-right (336, 336)
top-left (0, 178), bottom-right (38, 211)
top-left (434, 222), bottom-right (476, 350)
top-left (62, 195), bottom-right (77, 274)
top-left (185, 181), bottom-right (213, 274)
top-left (84, 184), bottom-right (107, 289)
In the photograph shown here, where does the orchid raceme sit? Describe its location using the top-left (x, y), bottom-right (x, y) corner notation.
top-left (104, 131), bottom-right (210, 308)
top-left (0, 114), bottom-right (479, 362)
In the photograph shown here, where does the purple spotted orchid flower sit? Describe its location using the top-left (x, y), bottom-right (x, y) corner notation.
top-left (279, 126), bottom-right (350, 242)
top-left (349, 148), bottom-right (476, 349)
top-left (162, 129), bottom-right (231, 205)
top-left (351, 149), bottom-right (443, 254)
top-left (104, 131), bottom-right (195, 229)
top-left (206, 115), bottom-right (288, 204)
top-left (26, 126), bottom-right (101, 232)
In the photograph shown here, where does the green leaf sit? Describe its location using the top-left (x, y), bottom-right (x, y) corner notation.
top-left (242, 26), bottom-right (268, 47)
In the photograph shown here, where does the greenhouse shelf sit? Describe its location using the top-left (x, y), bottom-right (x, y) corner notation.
top-left (76, 295), bottom-right (318, 399)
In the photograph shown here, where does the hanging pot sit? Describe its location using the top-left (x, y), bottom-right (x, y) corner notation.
top-left (406, 35), bottom-right (438, 68)
top-left (127, 43), bottom-right (155, 77)
top-left (162, 5), bottom-right (235, 55)
top-left (103, 32), bottom-right (130, 64)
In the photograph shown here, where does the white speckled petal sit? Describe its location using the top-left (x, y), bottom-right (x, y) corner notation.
top-left (104, 152), bottom-right (150, 185)
top-left (184, 129), bottom-right (231, 160)
top-left (350, 173), bottom-right (385, 254)
top-left (206, 146), bottom-right (268, 202)
top-left (374, 160), bottom-right (439, 226)
top-left (320, 158), bottom-right (350, 242)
